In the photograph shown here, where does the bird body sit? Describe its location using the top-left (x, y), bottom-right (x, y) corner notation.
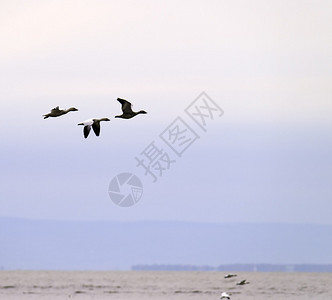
top-left (236, 279), bottom-right (250, 285)
top-left (224, 273), bottom-right (237, 279)
top-left (78, 118), bottom-right (110, 138)
top-left (115, 98), bottom-right (147, 119)
top-left (43, 106), bottom-right (78, 119)
top-left (220, 292), bottom-right (231, 299)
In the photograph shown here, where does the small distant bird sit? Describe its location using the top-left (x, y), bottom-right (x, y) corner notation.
top-left (115, 98), bottom-right (147, 119)
top-left (77, 118), bottom-right (110, 138)
top-left (43, 106), bottom-right (78, 119)
top-left (220, 292), bottom-right (231, 299)
top-left (236, 279), bottom-right (250, 285)
top-left (224, 273), bottom-right (237, 279)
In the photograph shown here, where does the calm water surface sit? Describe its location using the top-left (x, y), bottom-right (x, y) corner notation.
top-left (0, 271), bottom-right (332, 299)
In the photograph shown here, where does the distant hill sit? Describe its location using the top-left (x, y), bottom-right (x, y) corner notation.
top-left (1, 218), bottom-right (332, 270)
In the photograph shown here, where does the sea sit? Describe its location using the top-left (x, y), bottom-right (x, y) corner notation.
top-left (0, 271), bottom-right (331, 299)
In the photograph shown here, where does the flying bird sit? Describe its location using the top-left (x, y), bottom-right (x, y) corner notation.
top-left (115, 98), bottom-right (147, 119)
top-left (77, 118), bottom-right (110, 138)
top-left (220, 292), bottom-right (231, 299)
top-left (224, 274), bottom-right (237, 279)
top-left (43, 106), bottom-right (78, 119)
top-left (236, 279), bottom-right (250, 285)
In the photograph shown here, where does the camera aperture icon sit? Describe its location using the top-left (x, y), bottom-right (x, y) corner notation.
top-left (108, 173), bottom-right (143, 207)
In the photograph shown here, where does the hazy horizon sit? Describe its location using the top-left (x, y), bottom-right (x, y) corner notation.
top-left (1, 218), bottom-right (332, 270)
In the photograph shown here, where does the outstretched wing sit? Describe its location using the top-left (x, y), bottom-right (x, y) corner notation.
top-left (84, 125), bottom-right (91, 138)
top-left (92, 121), bottom-right (100, 136)
top-left (51, 106), bottom-right (60, 113)
top-left (117, 98), bottom-right (133, 114)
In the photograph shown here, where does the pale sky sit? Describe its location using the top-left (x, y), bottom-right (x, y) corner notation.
top-left (1, 0), bottom-right (331, 224)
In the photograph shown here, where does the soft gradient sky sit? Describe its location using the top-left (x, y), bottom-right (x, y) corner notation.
top-left (1, 0), bottom-right (331, 224)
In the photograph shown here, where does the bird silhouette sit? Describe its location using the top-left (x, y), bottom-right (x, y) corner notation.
top-left (43, 106), bottom-right (78, 119)
top-left (115, 98), bottom-right (147, 119)
top-left (236, 279), bottom-right (250, 285)
top-left (224, 274), bottom-right (237, 279)
top-left (77, 118), bottom-right (110, 138)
